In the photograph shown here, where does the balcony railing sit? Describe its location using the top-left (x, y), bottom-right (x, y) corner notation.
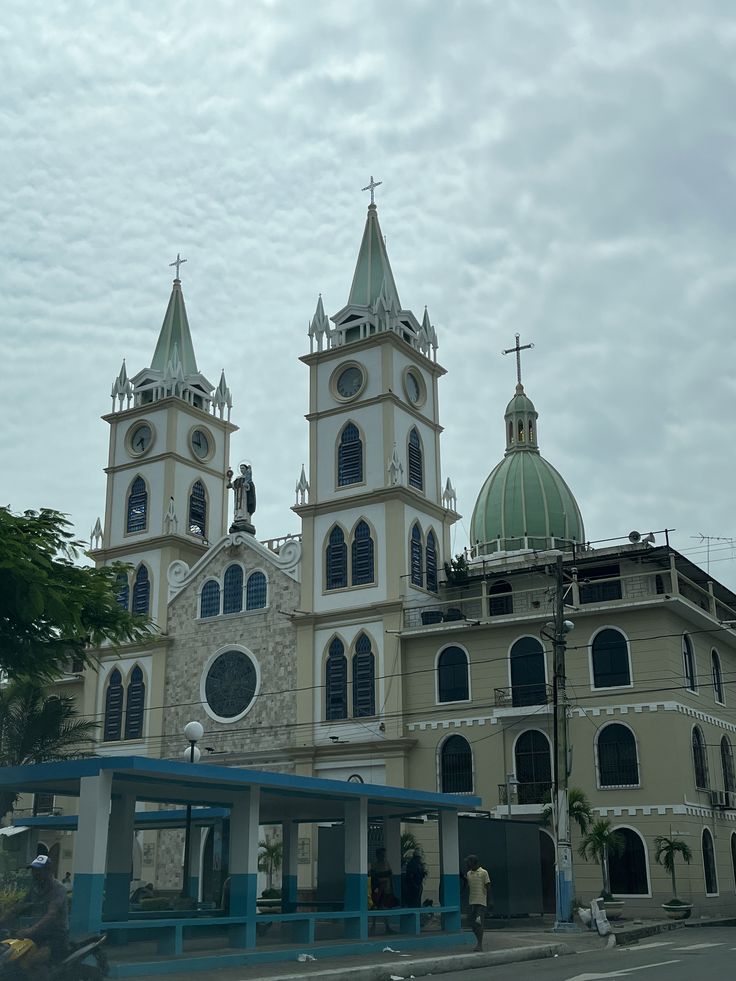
top-left (494, 685), bottom-right (552, 708)
top-left (498, 781), bottom-right (552, 806)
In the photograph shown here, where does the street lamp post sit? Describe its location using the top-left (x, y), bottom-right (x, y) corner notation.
top-left (181, 720), bottom-right (203, 899)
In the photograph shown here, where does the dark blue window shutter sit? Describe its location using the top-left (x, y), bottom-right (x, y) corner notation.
top-left (326, 638), bottom-right (347, 720)
top-left (426, 531), bottom-right (438, 592)
top-left (352, 634), bottom-right (375, 717)
top-left (200, 579), bottom-right (220, 618)
top-left (132, 565), bottom-right (150, 616)
top-left (127, 477), bottom-right (147, 533)
top-left (115, 572), bottom-right (130, 611)
top-left (351, 521), bottom-right (374, 585)
top-left (189, 481), bottom-right (207, 537)
top-left (408, 429), bottom-right (423, 490)
top-left (338, 424), bottom-right (363, 486)
top-left (326, 527), bottom-right (347, 590)
top-left (124, 666), bottom-right (145, 740)
top-left (246, 571), bottom-right (268, 610)
top-left (438, 646), bottom-right (469, 702)
top-left (223, 565), bottom-right (243, 614)
top-left (410, 524), bottom-right (423, 587)
top-left (104, 669), bottom-right (123, 742)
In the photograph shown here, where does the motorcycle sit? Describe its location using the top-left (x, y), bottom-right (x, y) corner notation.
top-left (0, 931), bottom-right (107, 981)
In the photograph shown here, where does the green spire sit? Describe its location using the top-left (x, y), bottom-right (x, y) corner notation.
top-left (347, 204), bottom-right (401, 309)
top-left (151, 279), bottom-right (198, 376)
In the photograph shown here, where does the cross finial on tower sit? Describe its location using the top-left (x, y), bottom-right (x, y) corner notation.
top-left (502, 333), bottom-right (534, 389)
top-left (169, 253), bottom-right (187, 280)
top-left (361, 175), bottom-right (382, 206)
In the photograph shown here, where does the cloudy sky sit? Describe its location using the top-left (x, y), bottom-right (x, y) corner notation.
top-left (3, 1), bottom-right (736, 588)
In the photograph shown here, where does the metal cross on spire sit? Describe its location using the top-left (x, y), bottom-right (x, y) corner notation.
top-left (362, 175), bottom-right (382, 206)
top-left (502, 333), bottom-right (535, 387)
top-left (169, 253), bottom-right (187, 280)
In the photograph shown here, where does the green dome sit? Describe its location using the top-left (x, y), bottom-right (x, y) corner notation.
top-left (471, 384), bottom-right (585, 555)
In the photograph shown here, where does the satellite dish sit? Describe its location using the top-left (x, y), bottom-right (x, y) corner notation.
top-left (628, 530), bottom-right (642, 544)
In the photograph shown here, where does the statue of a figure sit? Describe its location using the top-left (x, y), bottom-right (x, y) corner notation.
top-left (226, 463), bottom-right (256, 534)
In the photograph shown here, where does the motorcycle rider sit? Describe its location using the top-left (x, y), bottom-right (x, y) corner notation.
top-left (5, 854), bottom-right (69, 968)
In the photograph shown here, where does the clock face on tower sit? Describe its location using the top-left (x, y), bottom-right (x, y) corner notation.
top-left (190, 429), bottom-right (211, 460)
top-left (334, 363), bottom-right (365, 401)
top-left (403, 368), bottom-right (425, 407)
top-left (128, 422), bottom-right (153, 456)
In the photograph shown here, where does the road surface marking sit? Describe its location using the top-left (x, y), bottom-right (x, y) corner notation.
top-left (565, 959), bottom-right (681, 980)
top-left (620, 942), bottom-right (674, 950)
top-left (673, 942), bottom-right (725, 950)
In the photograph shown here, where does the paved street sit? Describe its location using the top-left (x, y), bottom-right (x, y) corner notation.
top-left (428, 927), bottom-right (736, 981)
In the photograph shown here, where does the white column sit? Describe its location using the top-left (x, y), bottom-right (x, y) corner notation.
top-left (228, 789), bottom-right (260, 947)
top-left (70, 771), bottom-right (112, 934)
top-left (282, 821), bottom-right (300, 912)
top-left (104, 793), bottom-right (136, 919)
top-left (344, 797), bottom-right (368, 939)
top-left (438, 809), bottom-right (461, 930)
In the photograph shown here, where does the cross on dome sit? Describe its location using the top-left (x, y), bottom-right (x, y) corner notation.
top-left (502, 333), bottom-right (534, 389)
top-left (361, 175), bottom-right (382, 206)
top-left (169, 253), bottom-right (187, 280)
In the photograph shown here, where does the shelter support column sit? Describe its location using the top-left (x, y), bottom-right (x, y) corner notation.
top-left (384, 815), bottom-right (402, 903)
top-left (104, 793), bottom-right (136, 920)
top-left (228, 788), bottom-right (260, 947)
top-left (281, 821), bottom-right (299, 913)
top-left (438, 809), bottom-right (460, 931)
top-left (344, 797), bottom-right (368, 939)
top-left (70, 771), bottom-right (112, 935)
top-left (186, 825), bottom-right (203, 901)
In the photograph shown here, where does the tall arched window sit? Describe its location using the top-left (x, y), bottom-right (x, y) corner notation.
top-left (189, 480), bottom-right (207, 537)
top-left (325, 638), bottom-right (347, 721)
top-left (103, 669), bottom-right (124, 742)
top-left (426, 532), bottom-right (438, 593)
top-left (703, 828), bottom-right (718, 895)
top-left (510, 637), bottom-right (547, 707)
top-left (410, 524), bottom-right (423, 587)
top-left (721, 736), bottom-right (735, 794)
top-left (440, 735), bottom-right (473, 793)
top-left (408, 428), bottom-right (424, 490)
top-left (352, 634), bottom-right (375, 718)
top-left (683, 634), bottom-right (697, 691)
top-left (609, 828), bottom-right (649, 895)
top-left (124, 666), bottom-right (145, 740)
top-left (200, 579), bottom-right (220, 618)
top-left (338, 423), bottom-right (363, 486)
top-left (326, 526), bottom-right (348, 590)
top-left (132, 565), bottom-right (150, 616)
top-left (246, 571), bottom-right (268, 610)
top-left (437, 646), bottom-right (469, 703)
top-left (223, 565), bottom-right (244, 614)
top-left (597, 724), bottom-right (639, 787)
top-left (591, 629), bottom-right (631, 688)
top-left (489, 581), bottom-right (513, 616)
top-left (712, 650), bottom-right (724, 704)
top-left (351, 521), bottom-right (375, 586)
top-left (115, 572), bottom-right (130, 611)
top-left (692, 726), bottom-right (709, 790)
top-left (126, 477), bottom-right (147, 533)
top-left (514, 731), bottom-right (552, 804)
top-left (731, 833), bottom-right (736, 890)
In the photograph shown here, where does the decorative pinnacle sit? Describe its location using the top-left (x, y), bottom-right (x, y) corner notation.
top-left (169, 253), bottom-right (187, 280)
top-left (502, 332), bottom-right (534, 389)
top-left (362, 175), bottom-right (382, 206)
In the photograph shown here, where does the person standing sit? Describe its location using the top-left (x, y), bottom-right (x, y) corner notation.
top-left (463, 854), bottom-right (491, 952)
top-left (403, 850), bottom-right (427, 908)
top-left (369, 848), bottom-right (396, 934)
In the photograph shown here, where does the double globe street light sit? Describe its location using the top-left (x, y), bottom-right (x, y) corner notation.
top-left (181, 720), bottom-right (203, 899)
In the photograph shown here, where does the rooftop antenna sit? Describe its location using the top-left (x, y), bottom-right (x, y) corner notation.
top-left (689, 533), bottom-right (736, 574)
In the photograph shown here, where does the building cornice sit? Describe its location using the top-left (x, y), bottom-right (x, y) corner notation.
top-left (300, 330), bottom-right (446, 378)
top-left (102, 396), bottom-right (239, 433)
top-left (304, 391), bottom-right (445, 432)
top-left (293, 485), bottom-right (460, 523)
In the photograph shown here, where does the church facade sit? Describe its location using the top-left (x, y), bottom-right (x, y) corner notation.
top-left (26, 196), bottom-right (736, 918)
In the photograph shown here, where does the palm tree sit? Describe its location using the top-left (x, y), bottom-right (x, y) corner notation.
top-left (258, 837), bottom-right (283, 891)
top-left (400, 830), bottom-right (424, 864)
top-left (542, 787), bottom-right (593, 835)
top-left (577, 819), bottom-right (626, 898)
top-left (654, 835), bottom-right (692, 901)
top-left (0, 678), bottom-right (97, 819)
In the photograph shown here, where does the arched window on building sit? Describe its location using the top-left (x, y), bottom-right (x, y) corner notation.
top-left (132, 565), bottom-right (151, 616)
top-left (597, 723), bottom-right (639, 787)
top-left (683, 634), bottom-right (697, 692)
top-left (188, 480), bottom-right (207, 537)
top-left (426, 531), bottom-right (438, 593)
top-left (337, 423), bottom-right (363, 486)
top-left (200, 579), bottom-right (220, 618)
top-left (352, 633), bottom-right (375, 718)
top-left (223, 564), bottom-right (244, 614)
top-left (591, 628), bottom-right (631, 688)
top-left (692, 726), bottom-right (709, 790)
top-left (410, 524), bottom-right (423, 587)
top-left (126, 477), bottom-right (147, 533)
top-left (124, 666), bottom-right (145, 740)
top-left (489, 580), bottom-right (513, 616)
top-left (609, 828), bottom-right (649, 895)
top-left (115, 572), bottom-right (130, 611)
top-left (408, 428), bottom-right (424, 490)
top-left (712, 650), bottom-right (724, 704)
top-left (351, 521), bottom-right (375, 586)
top-left (703, 828), bottom-right (718, 895)
top-left (510, 637), bottom-right (547, 707)
top-left (440, 734), bottom-right (473, 793)
top-left (246, 571), bottom-right (268, 610)
top-left (103, 669), bottom-right (124, 742)
top-left (326, 526), bottom-right (348, 590)
top-left (731, 833), bottom-right (736, 890)
top-left (514, 731), bottom-right (552, 804)
top-left (437, 646), bottom-right (469, 703)
top-left (325, 638), bottom-right (347, 721)
top-left (721, 735), bottom-right (735, 794)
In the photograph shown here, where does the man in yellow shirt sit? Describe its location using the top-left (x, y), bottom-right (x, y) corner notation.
top-left (463, 854), bottom-right (491, 952)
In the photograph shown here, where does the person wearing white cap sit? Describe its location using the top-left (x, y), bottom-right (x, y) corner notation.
top-left (1, 853), bottom-right (69, 969)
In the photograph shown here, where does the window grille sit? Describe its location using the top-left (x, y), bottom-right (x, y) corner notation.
top-left (722, 736), bottom-right (735, 793)
top-left (510, 637), bottom-right (547, 706)
top-left (489, 580), bottom-right (513, 616)
top-left (693, 726), bottom-right (709, 789)
top-left (598, 723), bottom-right (639, 786)
top-left (124, 666), bottom-right (145, 740)
top-left (426, 532), bottom-right (438, 592)
top-left (338, 423), bottom-right (363, 486)
top-left (189, 481), bottom-right (207, 537)
top-left (683, 634), bottom-right (698, 691)
top-left (132, 566), bottom-right (150, 616)
top-left (352, 634), bottom-right (375, 717)
top-left (326, 527), bottom-right (347, 590)
top-left (246, 571), bottom-right (268, 610)
top-left (200, 579), bottom-right (220, 618)
top-left (410, 524), bottom-right (423, 587)
top-left (223, 564), bottom-right (244, 614)
top-left (579, 564), bottom-right (622, 603)
top-left (32, 793), bottom-right (55, 816)
top-left (703, 828), bottom-right (718, 894)
top-left (713, 650), bottom-right (724, 703)
top-left (104, 669), bottom-right (123, 741)
top-left (408, 428), bottom-right (423, 490)
top-left (609, 829), bottom-right (649, 895)
top-left (127, 477), bottom-right (147, 533)
top-left (440, 734), bottom-right (473, 793)
top-left (514, 730), bottom-right (552, 804)
top-left (591, 629), bottom-right (631, 687)
top-left (437, 646), bottom-right (469, 702)
top-left (115, 572), bottom-right (130, 611)
top-left (326, 638), bottom-right (347, 720)
top-left (351, 521), bottom-right (374, 586)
